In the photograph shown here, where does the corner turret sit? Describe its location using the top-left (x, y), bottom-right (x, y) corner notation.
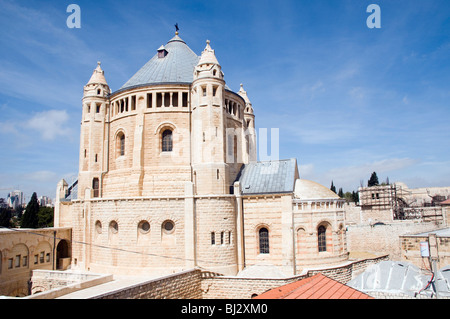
top-left (238, 84), bottom-right (257, 162)
top-left (78, 62), bottom-right (110, 199)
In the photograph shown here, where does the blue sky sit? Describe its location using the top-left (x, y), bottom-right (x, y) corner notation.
top-left (0, 0), bottom-right (449, 201)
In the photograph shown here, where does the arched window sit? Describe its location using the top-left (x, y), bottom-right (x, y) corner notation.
top-left (162, 129), bottom-right (173, 152)
top-left (116, 131), bottom-right (125, 157)
top-left (318, 225), bottom-right (327, 252)
top-left (258, 227), bottom-right (269, 254)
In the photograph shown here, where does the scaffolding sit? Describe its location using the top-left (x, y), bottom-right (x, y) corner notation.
top-left (358, 184), bottom-right (444, 221)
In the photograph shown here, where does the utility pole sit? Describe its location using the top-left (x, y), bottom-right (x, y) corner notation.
top-left (428, 233), bottom-right (440, 298)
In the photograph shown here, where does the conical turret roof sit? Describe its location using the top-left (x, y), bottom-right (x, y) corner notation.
top-left (87, 61), bottom-right (108, 86)
top-left (197, 40), bottom-right (220, 66)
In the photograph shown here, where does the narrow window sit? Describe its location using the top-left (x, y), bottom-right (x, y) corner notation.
top-left (213, 86), bottom-right (217, 97)
top-left (172, 92), bottom-right (179, 107)
top-left (162, 129), bottom-right (173, 152)
top-left (220, 232), bottom-right (224, 245)
top-left (95, 154), bottom-right (98, 163)
top-left (318, 225), bottom-right (327, 252)
top-left (216, 169), bottom-right (220, 180)
top-left (92, 178), bottom-right (99, 198)
top-left (157, 93), bottom-right (163, 107)
top-left (182, 92), bottom-right (188, 107)
top-left (22, 256), bottom-right (28, 267)
top-left (234, 135), bottom-right (238, 163)
top-left (8, 259), bottom-right (13, 269)
top-left (147, 93), bottom-right (153, 108)
top-left (116, 132), bottom-right (125, 157)
top-left (202, 86), bottom-right (207, 97)
top-left (15, 255), bottom-right (21, 268)
top-left (39, 252), bottom-right (45, 263)
top-left (97, 89), bottom-right (101, 95)
top-left (259, 228), bottom-right (269, 254)
top-left (228, 231), bottom-right (231, 244)
top-left (211, 232), bottom-right (215, 245)
top-left (131, 95), bottom-right (136, 111)
top-left (96, 103), bottom-right (101, 113)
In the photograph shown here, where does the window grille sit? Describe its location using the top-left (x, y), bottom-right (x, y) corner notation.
top-left (120, 134), bottom-right (125, 156)
top-left (318, 225), bottom-right (327, 252)
top-left (162, 130), bottom-right (173, 152)
top-left (259, 228), bottom-right (269, 254)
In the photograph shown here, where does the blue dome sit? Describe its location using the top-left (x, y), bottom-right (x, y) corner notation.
top-left (119, 35), bottom-right (200, 91)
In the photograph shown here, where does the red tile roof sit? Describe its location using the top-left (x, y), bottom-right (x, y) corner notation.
top-left (253, 273), bottom-right (373, 299)
top-left (440, 199), bottom-right (450, 205)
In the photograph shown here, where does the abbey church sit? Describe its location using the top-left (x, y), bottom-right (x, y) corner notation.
top-left (54, 31), bottom-right (348, 277)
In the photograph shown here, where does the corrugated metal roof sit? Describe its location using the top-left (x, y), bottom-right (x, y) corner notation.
top-left (254, 273), bottom-right (373, 299)
top-left (406, 227), bottom-right (450, 237)
top-left (120, 35), bottom-right (200, 90)
top-left (348, 260), bottom-right (450, 298)
top-left (238, 158), bottom-right (298, 195)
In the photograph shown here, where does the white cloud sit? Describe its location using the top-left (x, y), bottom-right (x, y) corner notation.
top-left (402, 96), bottom-right (409, 105)
top-left (299, 163), bottom-right (315, 178)
top-left (27, 110), bottom-right (71, 140)
top-left (27, 170), bottom-right (59, 182)
top-left (321, 158), bottom-right (418, 190)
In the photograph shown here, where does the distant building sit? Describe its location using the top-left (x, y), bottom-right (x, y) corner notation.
top-left (357, 182), bottom-right (450, 223)
top-left (7, 190), bottom-right (24, 210)
top-left (38, 196), bottom-right (53, 207)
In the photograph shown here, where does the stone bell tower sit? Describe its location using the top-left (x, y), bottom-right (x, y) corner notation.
top-left (78, 62), bottom-right (110, 199)
top-left (191, 40), bottom-right (229, 195)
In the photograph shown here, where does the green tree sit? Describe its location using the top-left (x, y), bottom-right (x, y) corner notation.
top-left (338, 188), bottom-right (344, 198)
top-left (21, 192), bottom-right (39, 228)
top-left (0, 207), bottom-right (12, 228)
top-left (330, 181), bottom-right (336, 194)
top-left (352, 191), bottom-right (359, 203)
top-left (368, 172), bottom-right (379, 187)
top-left (38, 206), bottom-right (54, 228)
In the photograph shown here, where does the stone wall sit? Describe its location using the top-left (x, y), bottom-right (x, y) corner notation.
top-left (28, 270), bottom-right (113, 299)
top-left (0, 227), bottom-right (72, 297)
top-left (64, 194), bottom-right (240, 277)
top-left (202, 255), bottom-right (389, 299)
top-left (16, 255), bottom-right (388, 299)
top-left (92, 269), bottom-right (203, 299)
top-left (400, 233), bottom-right (450, 270)
top-left (346, 221), bottom-right (443, 259)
